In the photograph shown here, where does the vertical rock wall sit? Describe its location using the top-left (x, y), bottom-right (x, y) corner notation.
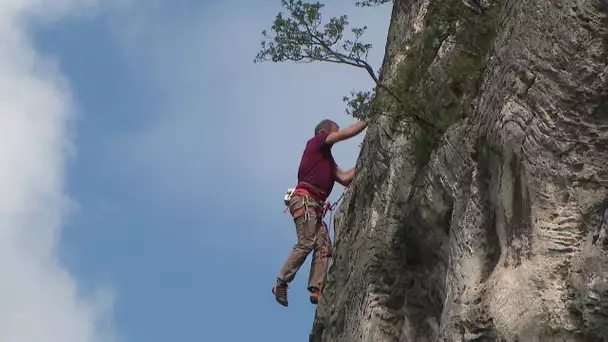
top-left (311, 0), bottom-right (608, 341)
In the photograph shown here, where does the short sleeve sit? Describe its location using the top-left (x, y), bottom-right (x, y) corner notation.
top-left (314, 131), bottom-right (331, 147)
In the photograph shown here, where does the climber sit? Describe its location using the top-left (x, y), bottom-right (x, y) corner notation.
top-left (272, 118), bottom-right (368, 307)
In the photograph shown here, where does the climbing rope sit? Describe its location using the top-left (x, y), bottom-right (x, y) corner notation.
top-left (321, 191), bottom-right (345, 233)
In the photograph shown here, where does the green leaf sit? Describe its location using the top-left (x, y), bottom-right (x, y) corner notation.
top-left (254, 0), bottom-right (372, 67)
top-left (355, 0), bottom-right (392, 7)
top-left (343, 90), bottom-right (375, 120)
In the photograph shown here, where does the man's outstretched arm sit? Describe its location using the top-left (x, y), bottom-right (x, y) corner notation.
top-left (325, 121), bottom-right (368, 146)
top-left (335, 166), bottom-right (355, 187)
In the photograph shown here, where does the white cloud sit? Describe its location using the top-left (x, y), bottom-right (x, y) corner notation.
top-left (0, 1), bottom-right (115, 341)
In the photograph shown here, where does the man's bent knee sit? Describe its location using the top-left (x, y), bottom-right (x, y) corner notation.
top-left (295, 239), bottom-right (315, 253)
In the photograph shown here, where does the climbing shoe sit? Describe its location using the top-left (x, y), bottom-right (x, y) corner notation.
top-left (309, 288), bottom-right (322, 305)
top-left (272, 280), bottom-right (288, 307)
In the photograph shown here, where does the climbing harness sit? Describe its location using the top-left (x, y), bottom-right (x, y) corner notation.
top-left (283, 186), bottom-right (347, 233)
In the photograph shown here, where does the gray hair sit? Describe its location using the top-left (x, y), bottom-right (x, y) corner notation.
top-left (314, 119), bottom-right (338, 135)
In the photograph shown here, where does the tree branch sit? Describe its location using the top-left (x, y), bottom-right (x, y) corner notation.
top-left (256, 0), bottom-right (437, 129)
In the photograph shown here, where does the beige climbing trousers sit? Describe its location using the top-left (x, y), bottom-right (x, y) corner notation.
top-left (277, 193), bottom-right (332, 291)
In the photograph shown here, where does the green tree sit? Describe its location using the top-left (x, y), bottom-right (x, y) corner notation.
top-left (355, 0), bottom-right (392, 7)
top-left (254, 0), bottom-right (435, 128)
top-left (254, 0), bottom-right (381, 87)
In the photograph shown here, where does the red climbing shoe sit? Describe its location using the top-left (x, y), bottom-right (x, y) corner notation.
top-left (309, 288), bottom-right (322, 305)
top-left (272, 280), bottom-right (288, 307)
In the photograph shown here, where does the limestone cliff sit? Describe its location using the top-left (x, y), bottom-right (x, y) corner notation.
top-left (311, 0), bottom-right (608, 341)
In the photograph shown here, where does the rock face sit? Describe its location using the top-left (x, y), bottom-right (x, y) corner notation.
top-left (310, 0), bottom-right (608, 341)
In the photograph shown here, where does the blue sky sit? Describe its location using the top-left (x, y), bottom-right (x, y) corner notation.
top-left (1, 0), bottom-right (390, 341)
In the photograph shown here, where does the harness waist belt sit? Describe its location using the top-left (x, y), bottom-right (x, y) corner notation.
top-left (290, 188), bottom-right (328, 218)
top-left (296, 182), bottom-right (326, 202)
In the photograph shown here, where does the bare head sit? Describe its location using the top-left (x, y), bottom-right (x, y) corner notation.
top-left (314, 119), bottom-right (339, 135)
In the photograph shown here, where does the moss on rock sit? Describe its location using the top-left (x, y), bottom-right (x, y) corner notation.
top-left (385, 0), bottom-right (502, 168)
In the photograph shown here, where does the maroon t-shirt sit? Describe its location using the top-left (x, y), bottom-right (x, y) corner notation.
top-left (296, 131), bottom-right (337, 202)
